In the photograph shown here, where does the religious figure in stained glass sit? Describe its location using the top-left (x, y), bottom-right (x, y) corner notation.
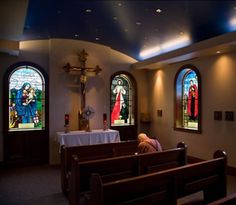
top-left (9, 66), bottom-right (45, 130)
top-left (187, 79), bottom-right (198, 120)
top-left (175, 66), bottom-right (200, 131)
top-left (14, 82), bottom-right (37, 124)
top-left (111, 76), bottom-right (130, 125)
top-left (182, 70), bottom-right (198, 129)
top-left (120, 102), bottom-right (129, 123)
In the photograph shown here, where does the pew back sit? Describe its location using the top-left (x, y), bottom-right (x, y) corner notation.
top-left (60, 140), bottom-right (138, 194)
top-left (90, 150), bottom-right (226, 205)
top-left (139, 147), bottom-right (186, 174)
top-left (78, 155), bottom-right (140, 191)
top-left (91, 172), bottom-right (176, 205)
top-left (62, 140), bottom-right (138, 173)
top-left (175, 158), bottom-right (226, 201)
top-left (207, 192), bottom-right (236, 205)
top-left (69, 142), bottom-right (187, 205)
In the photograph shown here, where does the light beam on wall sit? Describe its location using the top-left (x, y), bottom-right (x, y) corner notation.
top-left (139, 45), bottom-right (161, 59)
top-left (139, 35), bottom-right (191, 60)
top-left (229, 16), bottom-right (236, 31)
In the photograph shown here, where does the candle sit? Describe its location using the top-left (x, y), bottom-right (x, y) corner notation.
top-left (65, 114), bottom-right (69, 125)
top-left (103, 113), bottom-right (107, 130)
top-left (103, 113), bottom-right (107, 121)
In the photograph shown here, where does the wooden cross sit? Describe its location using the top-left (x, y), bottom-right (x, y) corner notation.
top-left (63, 49), bottom-right (102, 130)
top-left (78, 49), bottom-right (88, 109)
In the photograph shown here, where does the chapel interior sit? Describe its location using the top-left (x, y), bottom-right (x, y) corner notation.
top-left (1, 0), bottom-right (236, 205)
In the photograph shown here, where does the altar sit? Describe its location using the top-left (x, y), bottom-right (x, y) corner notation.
top-left (56, 129), bottom-right (120, 147)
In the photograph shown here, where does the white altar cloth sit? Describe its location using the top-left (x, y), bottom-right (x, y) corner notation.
top-left (56, 129), bottom-right (120, 147)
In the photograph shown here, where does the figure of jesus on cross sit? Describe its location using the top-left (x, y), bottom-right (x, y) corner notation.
top-left (63, 49), bottom-right (102, 130)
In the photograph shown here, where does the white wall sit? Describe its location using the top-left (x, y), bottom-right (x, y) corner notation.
top-left (148, 51), bottom-right (236, 167)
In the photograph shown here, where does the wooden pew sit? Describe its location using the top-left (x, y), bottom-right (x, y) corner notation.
top-left (176, 150), bottom-right (227, 203)
top-left (69, 142), bottom-right (187, 205)
top-left (207, 192), bottom-right (236, 205)
top-left (90, 172), bottom-right (176, 205)
top-left (139, 141), bottom-right (186, 173)
top-left (90, 150), bottom-right (227, 205)
top-left (60, 140), bottom-right (138, 195)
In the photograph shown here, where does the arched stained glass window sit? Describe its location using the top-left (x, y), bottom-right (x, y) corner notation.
top-left (174, 65), bottom-right (201, 132)
top-left (111, 73), bottom-right (135, 126)
top-left (8, 65), bottom-right (45, 131)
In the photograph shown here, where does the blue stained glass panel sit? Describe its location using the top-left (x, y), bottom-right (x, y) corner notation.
top-left (9, 66), bottom-right (45, 131)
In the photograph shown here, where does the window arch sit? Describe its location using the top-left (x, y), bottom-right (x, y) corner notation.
top-left (6, 63), bottom-right (46, 131)
top-left (110, 72), bottom-right (137, 141)
top-left (174, 64), bottom-right (201, 132)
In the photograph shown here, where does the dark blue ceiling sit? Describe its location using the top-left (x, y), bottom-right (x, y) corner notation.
top-left (22, 0), bottom-right (236, 60)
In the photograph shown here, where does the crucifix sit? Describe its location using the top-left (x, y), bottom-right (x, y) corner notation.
top-left (63, 49), bottom-right (102, 130)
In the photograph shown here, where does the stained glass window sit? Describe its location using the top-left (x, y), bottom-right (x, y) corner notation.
top-left (111, 74), bottom-right (134, 126)
top-left (9, 65), bottom-right (45, 131)
top-left (175, 65), bottom-right (201, 132)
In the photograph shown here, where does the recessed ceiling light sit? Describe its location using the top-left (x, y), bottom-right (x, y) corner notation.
top-left (156, 8), bottom-right (162, 13)
top-left (136, 22), bottom-right (141, 25)
top-left (95, 37), bottom-right (100, 41)
top-left (118, 3), bottom-right (122, 6)
top-left (85, 9), bottom-right (92, 13)
top-left (74, 34), bottom-right (79, 38)
top-left (113, 16), bottom-right (118, 20)
top-left (216, 50), bottom-right (221, 54)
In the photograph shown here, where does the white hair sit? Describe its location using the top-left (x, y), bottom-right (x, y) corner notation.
top-left (138, 133), bottom-right (149, 142)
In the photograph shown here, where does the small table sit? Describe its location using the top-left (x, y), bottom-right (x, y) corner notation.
top-left (56, 129), bottom-right (120, 147)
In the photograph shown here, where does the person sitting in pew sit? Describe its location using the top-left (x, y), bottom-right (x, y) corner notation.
top-left (137, 133), bottom-right (162, 154)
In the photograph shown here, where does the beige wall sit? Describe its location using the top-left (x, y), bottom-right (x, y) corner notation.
top-left (49, 39), bottom-right (144, 163)
top-left (2, 38), bottom-right (235, 167)
top-left (147, 51), bottom-right (236, 167)
top-left (0, 39), bottom-right (148, 164)
top-left (0, 40), bottom-right (50, 162)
